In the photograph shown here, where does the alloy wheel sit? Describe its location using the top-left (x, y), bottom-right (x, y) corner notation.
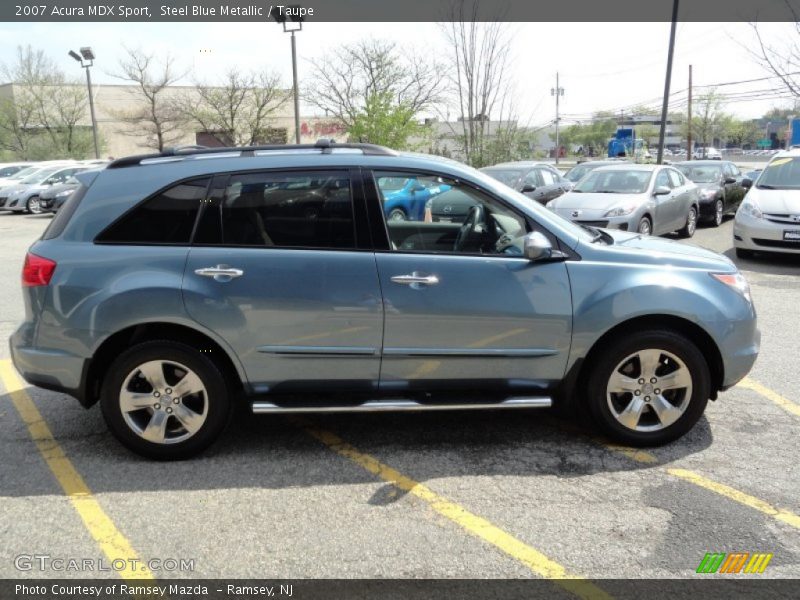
top-left (119, 360), bottom-right (208, 445)
top-left (605, 348), bottom-right (692, 432)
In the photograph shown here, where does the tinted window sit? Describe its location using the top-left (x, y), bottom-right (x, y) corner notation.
top-left (97, 177), bottom-right (209, 244)
top-left (0, 166), bottom-right (22, 177)
top-left (42, 184), bottom-right (89, 240)
top-left (200, 171), bottom-right (355, 249)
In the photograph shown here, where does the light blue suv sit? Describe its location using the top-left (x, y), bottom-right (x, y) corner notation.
top-left (11, 140), bottom-right (759, 459)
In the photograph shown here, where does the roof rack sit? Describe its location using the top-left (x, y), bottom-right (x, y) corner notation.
top-left (107, 138), bottom-right (397, 169)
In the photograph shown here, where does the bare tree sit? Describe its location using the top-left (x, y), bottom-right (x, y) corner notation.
top-left (439, 1), bottom-right (518, 167)
top-left (305, 39), bottom-right (442, 147)
top-left (112, 47), bottom-right (186, 151)
top-left (0, 46), bottom-right (93, 158)
top-left (750, 12), bottom-right (800, 98)
top-left (178, 69), bottom-right (289, 146)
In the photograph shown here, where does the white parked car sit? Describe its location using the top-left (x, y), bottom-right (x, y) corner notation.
top-left (734, 149), bottom-right (800, 258)
top-left (693, 147), bottom-right (721, 160)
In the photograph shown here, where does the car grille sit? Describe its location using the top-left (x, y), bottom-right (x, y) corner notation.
top-left (753, 238), bottom-right (800, 249)
top-left (763, 213), bottom-right (800, 225)
top-left (576, 220), bottom-right (609, 228)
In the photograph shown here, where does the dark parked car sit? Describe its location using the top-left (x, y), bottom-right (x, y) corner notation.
top-left (39, 177), bottom-right (81, 213)
top-left (481, 162), bottom-right (570, 205)
top-left (675, 161), bottom-right (751, 226)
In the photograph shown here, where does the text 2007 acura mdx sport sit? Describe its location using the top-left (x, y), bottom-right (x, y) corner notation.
top-left (11, 140), bottom-right (759, 459)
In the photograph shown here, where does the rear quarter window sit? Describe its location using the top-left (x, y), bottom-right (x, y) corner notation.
top-left (95, 177), bottom-right (210, 244)
top-left (41, 184), bottom-right (89, 240)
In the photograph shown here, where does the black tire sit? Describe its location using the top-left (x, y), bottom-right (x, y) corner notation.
top-left (711, 199), bottom-right (724, 227)
top-left (585, 330), bottom-right (710, 446)
top-left (26, 195), bottom-right (41, 215)
top-left (636, 216), bottom-right (652, 236)
top-left (678, 206), bottom-right (697, 238)
top-left (100, 340), bottom-right (231, 460)
top-left (735, 248), bottom-right (755, 259)
top-left (388, 208), bottom-right (407, 221)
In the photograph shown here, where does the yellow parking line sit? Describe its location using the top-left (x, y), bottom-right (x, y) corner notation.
top-left (667, 468), bottom-right (800, 530)
top-left (294, 417), bottom-right (612, 600)
top-left (0, 360), bottom-right (154, 580)
top-left (738, 377), bottom-right (800, 418)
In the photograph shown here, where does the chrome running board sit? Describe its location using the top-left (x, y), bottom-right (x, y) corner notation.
top-left (251, 396), bottom-right (552, 414)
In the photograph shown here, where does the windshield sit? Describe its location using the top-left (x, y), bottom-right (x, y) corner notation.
top-left (677, 164), bottom-right (722, 183)
top-left (9, 166), bottom-right (38, 180)
top-left (481, 168), bottom-right (524, 187)
top-left (564, 164), bottom-right (597, 182)
top-left (20, 167), bottom-right (61, 185)
top-left (757, 157), bottom-right (800, 189)
top-left (573, 169), bottom-right (652, 194)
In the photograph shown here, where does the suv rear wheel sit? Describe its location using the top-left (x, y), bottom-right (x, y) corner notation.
top-left (585, 330), bottom-right (710, 446)
top-left (100, 340), bottom-right (231, 460)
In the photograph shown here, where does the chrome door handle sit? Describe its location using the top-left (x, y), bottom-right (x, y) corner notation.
top-left (390, 272), bottom-right (439, 286)
top-left (194, 265), bottom-right (244, 281)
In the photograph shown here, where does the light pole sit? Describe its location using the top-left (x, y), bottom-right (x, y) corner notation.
top-left (272, 8), bottom-right (304, 144)
top-left (551, 73), bottom-right (564, 165)
top-left (68, 47), bottom-right (99, 159)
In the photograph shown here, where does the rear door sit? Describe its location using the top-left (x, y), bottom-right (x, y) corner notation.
top-left (182, 169), bottom-right (383, 394)
top-left (369, 169), bottom-right (573, 394)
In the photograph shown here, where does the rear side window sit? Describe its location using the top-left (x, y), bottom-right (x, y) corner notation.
top-left (195, 170), bottom-right (355, 249)
top-left (96, 178), bottom-right (210, 244)
top-left (42, 184), bottom-right (89, 240)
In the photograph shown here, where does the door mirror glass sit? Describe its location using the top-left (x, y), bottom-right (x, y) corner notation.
top-left (724, 176), bottom-right (736, 184)
top-left (653, 185), bottom-right (671, 196)
top-left (742, 178), bottom-right (753, 189)
top-left (521, 184), bottom-right (536, 193)
top-left (523, 231), bottom-right (552, 261)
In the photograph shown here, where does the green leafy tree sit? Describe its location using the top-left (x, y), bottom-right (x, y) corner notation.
top-left (349, 92), bottom-right (429, 149)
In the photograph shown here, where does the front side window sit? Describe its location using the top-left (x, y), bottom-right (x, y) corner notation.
top-left (667, 169), bottom-right (684, 188)
top-left (96, 177), bottom-right (210, 244)
top-left (538, 168), bottom-right (557, 186)
top-left (655, 170), bottom-right (672, 189)
top-left (374, 170), bottom-right (529, 256)
top-left (198, 171), bottom-right (355, 249)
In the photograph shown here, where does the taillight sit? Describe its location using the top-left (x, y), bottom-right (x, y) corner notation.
top-left (22, 252), bottom-right (56, 287)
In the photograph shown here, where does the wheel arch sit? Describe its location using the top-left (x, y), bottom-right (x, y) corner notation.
top-left (83, 322), bottom-right (245, 408)
top-left (560, 314), bottom-right (724, 412)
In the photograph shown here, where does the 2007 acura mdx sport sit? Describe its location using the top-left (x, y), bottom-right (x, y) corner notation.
top-left (11, 140), bottom-right (759, 459)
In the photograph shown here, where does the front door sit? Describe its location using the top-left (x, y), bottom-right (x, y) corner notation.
top-left (183, 169), bottom-right (383, 394)
top-left (370, 169), bottom-right (573, 394)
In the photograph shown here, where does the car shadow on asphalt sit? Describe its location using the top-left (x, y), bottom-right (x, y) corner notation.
top-left (1, 386), bottom-right (714, 496)
top-left (722, 248), bottom-right (800, 275)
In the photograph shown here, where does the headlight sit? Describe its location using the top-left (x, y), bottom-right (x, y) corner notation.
top-left (711, 272), bottom-right (752, 304)
top-left (604, 205), bottom-right (636, 217)
top-left (740, 200), bottom-right (762, 219)
top-left (55, 190), bottom-right (72, 197)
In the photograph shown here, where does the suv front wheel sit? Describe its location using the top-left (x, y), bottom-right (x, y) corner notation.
top-left (100, 340), bottom-right (231, 460)
top-left (586, 330), bottom-right (710, 446)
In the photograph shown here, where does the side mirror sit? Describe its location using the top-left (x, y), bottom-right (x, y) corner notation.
top-left (741, 178), bottom-right (753, 189)
top-left (724, 177), bottom-right (736, 184)
top-left (523, 231), bottom-right (553, 261)
top-left (653, 186), bottom-right (671, 196)
top-left (411, 182), bottom-right (426, 192)
top-left (521, 184), bottom-right (536, 193)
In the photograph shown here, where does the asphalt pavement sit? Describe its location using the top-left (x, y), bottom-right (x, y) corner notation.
top-left (0, 210), bottom-right (798, 586)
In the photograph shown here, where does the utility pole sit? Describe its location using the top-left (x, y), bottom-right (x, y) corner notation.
top-left (687, 64), bottom-right (692, 161)
top-left (551, 73), bottom-right (564, 165)
top-left (657, 0), bottom-right (679, 165)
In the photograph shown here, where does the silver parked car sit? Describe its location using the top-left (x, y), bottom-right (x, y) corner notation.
top-left (734, 149), bottom-right (800, 257)
top-left (0, 164), bottom-right (85, 214)
top-left (546, 164), bottom-right (700, 237)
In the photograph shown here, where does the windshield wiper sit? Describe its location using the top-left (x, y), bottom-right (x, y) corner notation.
top-left (580, 224), bottom-right (613, 244)
top-left (594, 190), bottom-right (619, 193)
top-left (756, 184), bottom-right (777, 189)
top-left (571, 189), bottom-right (583, 193)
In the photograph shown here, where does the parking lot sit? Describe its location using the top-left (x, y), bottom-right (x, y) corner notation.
top-left (0, 209), bottom-right (798, 584)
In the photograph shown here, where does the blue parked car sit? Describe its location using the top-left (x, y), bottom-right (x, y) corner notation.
top-left (11, 139), bottom-right (758, 459)
top-left (380, 175), bottom-right (451, 221)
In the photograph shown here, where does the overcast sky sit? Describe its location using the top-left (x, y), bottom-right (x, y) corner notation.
top-left (0, 21), bottom-right (795, 126)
